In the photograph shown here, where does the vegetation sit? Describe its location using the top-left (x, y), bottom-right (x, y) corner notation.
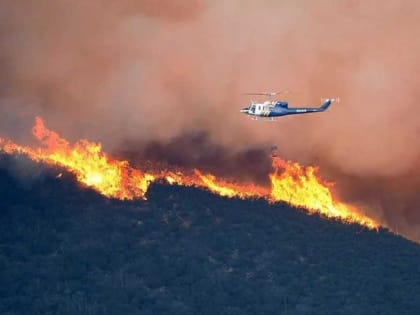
top-left (1, 154), bottom-right (420, 314)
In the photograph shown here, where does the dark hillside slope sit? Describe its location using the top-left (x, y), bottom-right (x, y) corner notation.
top-left (1, 154), bottom-right (420, 315)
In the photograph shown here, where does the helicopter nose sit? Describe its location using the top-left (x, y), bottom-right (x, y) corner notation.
top-left (240, 107), bottom-right (249, 113)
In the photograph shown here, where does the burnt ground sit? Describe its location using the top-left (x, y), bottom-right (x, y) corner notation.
top-left (1, 153), bottom-right (420, 315)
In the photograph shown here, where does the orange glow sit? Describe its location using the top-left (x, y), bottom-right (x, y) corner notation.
top-left (1, 117), bottom-right (155, 199)
top-left (269, 157), bottom-right (378, 229)
top-left (193, 169), bottom-right (268, 199)
top-left (0, 117), bottom-right (379, 229)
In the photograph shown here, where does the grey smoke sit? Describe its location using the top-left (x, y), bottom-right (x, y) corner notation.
top-left (1, 0), bottom-right (420, 241)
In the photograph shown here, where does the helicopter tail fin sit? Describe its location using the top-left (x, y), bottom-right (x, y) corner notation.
top-left (320, 98), bottom-right (337, 111)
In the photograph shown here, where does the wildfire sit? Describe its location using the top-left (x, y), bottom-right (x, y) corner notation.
top-left (0, 117), bottom-right (378, 229)
top-left (1, 117), bottom-right (155, 199)
top-left (161, 169), bottom-right (268, 199)
top-left (270, 158), bottom-right (378, 228)
top-left (193, 170), bottom-right (269, 199)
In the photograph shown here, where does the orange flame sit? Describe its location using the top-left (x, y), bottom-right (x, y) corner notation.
top-left (269, 158), bottom-right (377, 228)
top-left (1, 117), bottom-right (155, 199)
top-left (193, 169), bottom-right (269, 199)
top-left (0, 117), bottom-right (378, 229)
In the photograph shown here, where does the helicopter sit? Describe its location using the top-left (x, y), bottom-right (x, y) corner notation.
top-left (240, 92), bottom-right (338, 120)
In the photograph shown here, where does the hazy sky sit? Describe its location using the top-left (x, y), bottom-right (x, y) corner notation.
top-left (1, 0), bottom-right (420, 241)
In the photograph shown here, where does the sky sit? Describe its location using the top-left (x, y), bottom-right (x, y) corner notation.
top-left (1, 0), bottom-right (420, 241)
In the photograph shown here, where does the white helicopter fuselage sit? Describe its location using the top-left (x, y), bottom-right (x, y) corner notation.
top-left (246, 101), bottom-right (274, 116)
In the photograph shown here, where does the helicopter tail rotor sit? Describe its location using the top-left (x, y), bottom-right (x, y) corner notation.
top-left (321, 97), bottom-right (340, 103)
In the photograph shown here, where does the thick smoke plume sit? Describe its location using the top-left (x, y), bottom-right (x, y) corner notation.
top-left (1, 0), bottom-right (420, 241)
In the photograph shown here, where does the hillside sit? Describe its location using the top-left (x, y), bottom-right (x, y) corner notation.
top-left (1, 154), bottom-right (420, 315)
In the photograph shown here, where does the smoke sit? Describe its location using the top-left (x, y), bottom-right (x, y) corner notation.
top-left (1, 0), bottom-right (420, 240)
top-left (324, 162), bottom-right (420, 242)
top-left (119, 131), bottom-right (273, 186)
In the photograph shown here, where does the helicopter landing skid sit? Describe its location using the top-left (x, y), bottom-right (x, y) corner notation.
top-left (250, 116), bottom-right (276, 122)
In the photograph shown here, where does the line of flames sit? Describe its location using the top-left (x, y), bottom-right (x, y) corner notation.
top-left (0, 117), bottom-right (378, 229)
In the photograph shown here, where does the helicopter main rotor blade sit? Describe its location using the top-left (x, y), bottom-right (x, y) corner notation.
top-left (243, 90), bottom-right (292, 96)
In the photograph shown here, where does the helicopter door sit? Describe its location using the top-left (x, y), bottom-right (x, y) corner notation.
top-left (249, 105), bottom-right (256, 114)
top-left (262, 105), bottom-right (270, 116)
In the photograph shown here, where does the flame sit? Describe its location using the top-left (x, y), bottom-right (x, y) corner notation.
top-left (192, 169), bottom-right (267, 199)
top-left (162, 169), bottom-right (268, 198)
top-left (1, 117), bottom-right (155, 199)
top-left (269, 158), bottom-right (378, 228)
top-left (0, 117), bottom-right (379, 229)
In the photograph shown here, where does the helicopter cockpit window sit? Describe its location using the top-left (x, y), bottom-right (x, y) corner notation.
top-left (250, 105), bottom-right (256, 113)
